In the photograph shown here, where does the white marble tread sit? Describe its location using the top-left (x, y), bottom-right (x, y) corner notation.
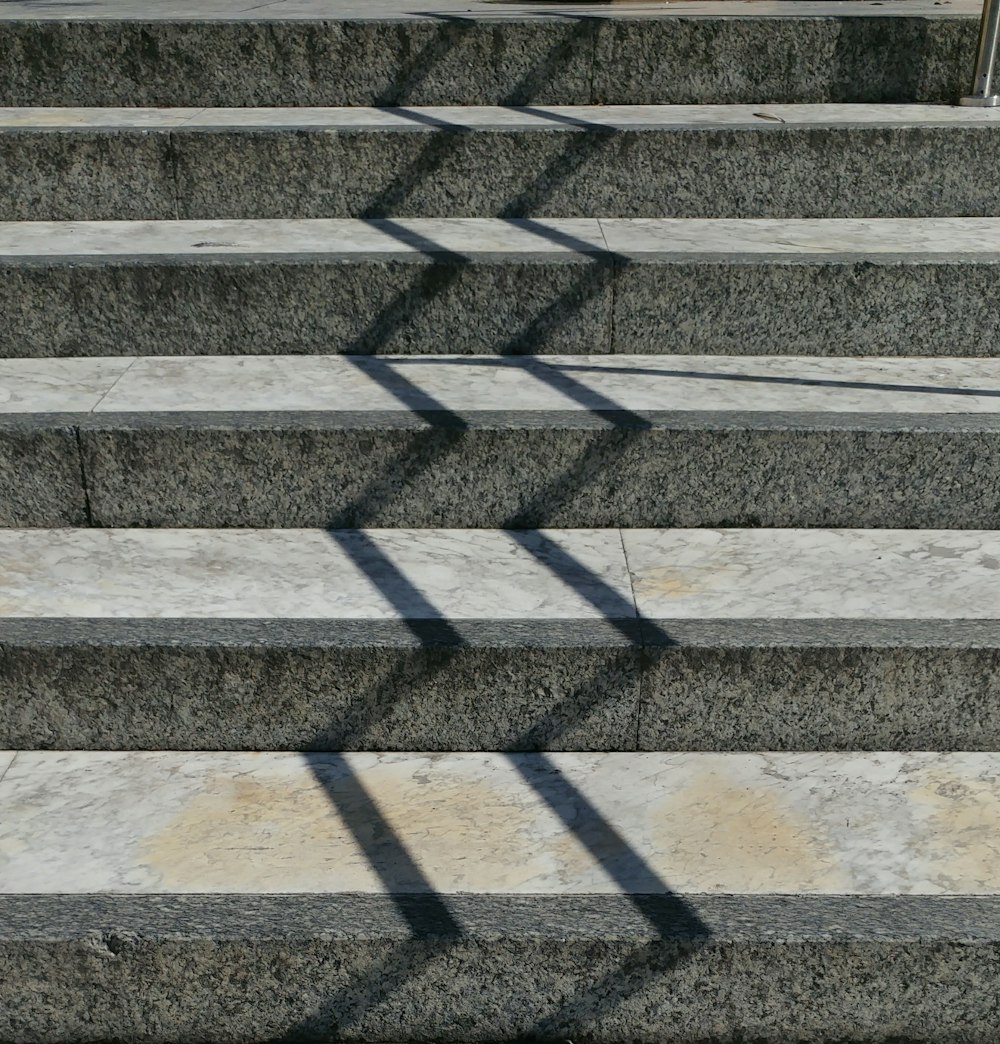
top-left (0, 528), bottom-right (634, 620)
top-left (3, 527), bottom-right (1000, 621)
top-left (0, 218), bottom-right (607, 258)
top-left (623, 528), bottom-right (1000, 620)
top-left (7, 217), bottom-right (1000, 260)
top-left (0, 0), bottom-right (978, 20)
top-left (1, 751), bottom-right (998, 895)
top-left (8, 354), bottom-right (1000, 416)
top-left (4, 104), bottom-right (999, 130)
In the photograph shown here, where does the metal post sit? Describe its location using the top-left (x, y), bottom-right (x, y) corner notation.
top-left (962, 0), bottom-right (1000, 105)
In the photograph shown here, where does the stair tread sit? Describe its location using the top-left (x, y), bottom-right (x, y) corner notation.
top-left (8, 216), bottom-right (1000, 260)
top-left (1, 526), bottom-right (998, 625)
top-left (6, 353), bottom-right (1000, 418)
top-left (8, 102), bottom-right (1000, 130)
top-left (0, 0), bottom-right (983, 20)
top-left (1, 749), bottom-right (997, 896)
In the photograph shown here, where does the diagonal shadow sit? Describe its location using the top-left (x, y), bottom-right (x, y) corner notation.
top-left (286, 356), bottom-right (709, 1037)
top-left (276, 17), bottom-right (711, 1035)
top-left (385, 352), bottom-right (1000, 400)
top-left (290, 526), bottom-right (707, 1041)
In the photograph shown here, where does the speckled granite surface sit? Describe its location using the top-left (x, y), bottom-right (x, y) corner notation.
top-left (3, 527), bottom-right (1000, 750)
top-left (7, 104), bottom-right (1000, 221)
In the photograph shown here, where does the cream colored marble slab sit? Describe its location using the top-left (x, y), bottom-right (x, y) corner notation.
top-left (0, 753), bottom-right (16, 783)
top-left (598, 216), bottom-right (1000, 256)
top-left (0, 528), bottom-right (633, 620)
top-left (0, 218), bottom-right (605, 258)
top-left (0, 108), bottom-right (204, 129)
top-left (94, 354), bottom-right (1000, 415)
top-left (2, 751), bottom-right (998, 895)
top-left (9, 218), bottom-right (1000, 262)
top-left (30, 103), bottom-right (985, 131)
top-left (0, 0), bottom-right (975, 20)
top-left (0, 357), bottom-right (134, 413)
top-left (624, 528), bottom-right (1000, 620)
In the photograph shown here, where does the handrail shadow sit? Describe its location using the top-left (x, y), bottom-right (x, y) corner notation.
top-left (277, 17), bottom-right (709, 1038)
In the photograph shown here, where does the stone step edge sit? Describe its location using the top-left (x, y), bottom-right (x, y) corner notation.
top-left (8, 353), bottom-right (1000, 421)
top-left (6, 102), bottom-right (1000, 131)
top-left (3, 893), bottom-right (997, 1044)
top-left (7, 216), bottom-right (1000, 263)
top-left (3, 751), bottom-right (1000, 898)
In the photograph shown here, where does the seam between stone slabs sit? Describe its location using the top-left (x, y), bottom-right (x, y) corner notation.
top-left (616, 525), bottom-right (645, 750)
top-left (74, 361), bottom-right (138, 528)
top-left (89, 357), bottom-right (139, 412)
top-left (73, 427), bottom-right (93, 526)
top-left (0, 751), bottom-right (18, 792)
top-left (68, 410), bottom-right (1000, 433)
top-left (167, 130), bottom-right (182, 220)
top-left (596, 217), bottom-right (618, 354)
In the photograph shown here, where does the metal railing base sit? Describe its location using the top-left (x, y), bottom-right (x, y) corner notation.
top-left (960, 93), bottom-right (1000, 105)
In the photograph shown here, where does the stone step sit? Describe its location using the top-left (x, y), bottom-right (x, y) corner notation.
top-left (8, 216), bottom-right (1000, 358)
top-left (8, 104), bottom-right (1000, 221)
top-left (0, 0), bottom-right (981, 107)
top-left (2, 749), bottom-right (999, 1042)
top-left (7, 353), bottom-right (1000, 529)
top-left (4, 526), bottom-right (1000, 752)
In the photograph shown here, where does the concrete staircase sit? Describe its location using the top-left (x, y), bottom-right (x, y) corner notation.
top-left (3, 1), bottom-right (1000, 1041)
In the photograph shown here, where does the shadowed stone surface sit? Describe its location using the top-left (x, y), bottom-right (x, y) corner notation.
top-left (0, 130), bottom-right (177, 221)
top-left (590, 15), bottom-right (976, 105)
top-left (0, 621), bottom-right (641, 752)
top-left (10, 249), bottom-right (1000, 358)
top-left (0, 16), bottom-right (979, 107)
top-left (0, 420), bottom-right (87, 526)
top-left (641, 642), bottom-right (1000, 751)
top-left (1, 260), bottom-right (612, 358)
top-left (1, 895), bottom-right (999, 1043)
top-left (13, 121), bottom-right (1000, 221)
top-left (75, 419), bottom-right (1000, 530)
top-left (612, 260), bottom-right (1000, 356)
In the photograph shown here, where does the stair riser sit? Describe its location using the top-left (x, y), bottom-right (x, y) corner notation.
top-left (5, 629), bottom-right (1000, 752)
top-left (7, 259), bottom-right (1000, 358)
top-left (0, 17), bottom-right (976, 107)
top-left (9, 125), bottom-right (1000, 221)
top-left (6, 421), bottom-right (1000, 530)
top-left (0, 637), bottom-right (641, 752)
top-left (2, 896), bottom-right (998, 1044)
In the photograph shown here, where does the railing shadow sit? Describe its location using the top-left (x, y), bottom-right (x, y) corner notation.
top-left (279, 522), bottom-right (707, 1041)
top-left (275, 320), bottom-right (717, 1037)
top-left (276, 18), bottom-right (707, 1038)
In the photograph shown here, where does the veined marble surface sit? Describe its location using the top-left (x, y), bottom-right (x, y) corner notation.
top-left (4, 104), bottom-right (999, 131)
top-left (0, 0), bottom-right (979, 20)
top-left (0, 218), bottom-right (606, 258)
top-left (0, 108), bottom-right (204, 128)
top-left (5, 527), bottom-right (1000, 622)
top-left (8, 217), bottom-right (1000, 261)
top-left (599, 216), bottom-right (1000, 257)
top-left (0, 357), bottom-right (131, 413)
top-left (0, 754), bottom-right (15, 783)
top-left (2, 751), bottom-right (998, 895)
top-left (8, 354), bottom-right (1000, 415)
top-left (0, 528), bottom-right (633, 619)
top-left (625, 528), bottom-right (1000, 619)
top-left (93, 354), bottom-right (1000, 415)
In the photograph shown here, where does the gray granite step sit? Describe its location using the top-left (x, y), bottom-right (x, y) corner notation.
top-left (2, 749), bottom-right (1000, 1041)
top-left (7, 353), bottom-right (1000, 530)
top-left (4, 526), bottom-right (1000, 752)
top-left (9, 216), bottom-right (1000, 359)
top-left (0, 0), bottom-right (982, 107)
top-left (8, 104), bottom-right (1000, 221)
